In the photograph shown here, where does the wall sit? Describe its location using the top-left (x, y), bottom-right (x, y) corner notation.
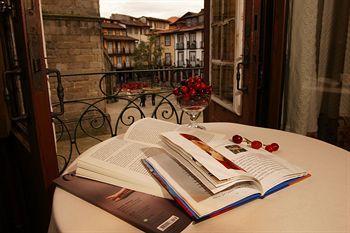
top-left (42, 0), bottom-right (106, 135)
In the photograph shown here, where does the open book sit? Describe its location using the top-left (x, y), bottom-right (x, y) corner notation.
top-left (143, 131), bottom-right (310, 220)
top-left (76, 118), bottom-right (226, 199)
top-left (76, 118), bottom-right (309, 220)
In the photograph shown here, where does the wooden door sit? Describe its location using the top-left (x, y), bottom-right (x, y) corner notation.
top-left (0, 0), bottom-right (58, 232)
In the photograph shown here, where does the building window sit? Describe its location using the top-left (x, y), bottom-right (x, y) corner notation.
top-left (165, 53), bottom-right (171, 66)
top-left (107, 42), bottom-right (113, 54)
top-left (177, 34), bottom-right (184, 43)
top-left (189, 51), bottom-right (196, 61)
top-left (127, 28), bottom-right (132, 35)
top-left (117, 56), bottom-right (122, 68)
top-left (108, 29), bottom-right (114, 35)
top-left (188, 33), bottom-right (196, 49)
top-left (189, 51), bottom-right (196, 67)
top-left (178, 51), bottom-right (184, 67)
top-left (176, 34), bottom-right (184, 50)
top-left (126, 56), bottom-right (130, 67)
top-left (165, 35), bottom-right (171, 46)
top-left (190, 33), bottom-right (196, 43)
top-left (155, 37), bottom-right (160, 46)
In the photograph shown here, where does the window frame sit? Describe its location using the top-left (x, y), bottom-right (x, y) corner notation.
top-left (165, 35), bottom-right (171, 46)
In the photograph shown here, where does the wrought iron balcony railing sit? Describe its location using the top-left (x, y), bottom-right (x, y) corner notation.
top-left (49, 67), bottom-right (204, 174)
top-left (176, 42), bottom-right (184, 50)
top-left (187, 41), bottom-right (197, 49)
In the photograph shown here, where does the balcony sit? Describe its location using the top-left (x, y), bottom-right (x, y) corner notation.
top-left (178, 61), bottom-right (185, 67)
top-left (164, 60), bottom-right (172, 66)
top-left (187, 41), bottom-right (197, 49)
top-left (176, 42), bottom-right (184, 50)
top-left (49, 67), bottom-right (204, 173)
top-left (123, 47), bottom-right (132, 55)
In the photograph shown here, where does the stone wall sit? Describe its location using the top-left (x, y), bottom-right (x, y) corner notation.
top-left (41, 0), bottom-right (107, 136)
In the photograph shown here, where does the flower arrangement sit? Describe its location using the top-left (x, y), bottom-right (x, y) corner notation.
top-left (121, 82), bottom-right (149, 91)
top-left (173, 76), bottom-right (212, 101)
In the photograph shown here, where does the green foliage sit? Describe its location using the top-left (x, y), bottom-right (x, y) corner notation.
top-left (133, 35), bottom-right (163, 69)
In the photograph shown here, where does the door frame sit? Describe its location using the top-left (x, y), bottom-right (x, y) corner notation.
top-left (256, 0), bottom-right (289, 128)
top-left (1, 0), bottom-right (58, 231)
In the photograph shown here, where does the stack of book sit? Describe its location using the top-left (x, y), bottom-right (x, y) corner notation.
top-left (55, 118), bottom-right (309, 232)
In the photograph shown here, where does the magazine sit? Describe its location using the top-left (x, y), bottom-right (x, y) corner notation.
top-left (54, 172), bottom-right (192, 233)
top-left (143, 131), bottom-right (310, 220)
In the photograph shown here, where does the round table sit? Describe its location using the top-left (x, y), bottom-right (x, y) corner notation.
top-left (50, 123), bottom-right (350, 233)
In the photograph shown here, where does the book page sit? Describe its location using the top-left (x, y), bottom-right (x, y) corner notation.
top-left (76, 137), bottom-right (171, 198)
top-left (162, 132), bottom-right (246, 181)
top-left (145, 154), bottom-right (260, 218)
top-left (124, 118), bottom-right (226, 147)
top-left (124, 118), bottom-right (181, 147)
top-left (157, 143), bottom-right (258, 194)
top-left (214, 142), bottom-right (308, 194)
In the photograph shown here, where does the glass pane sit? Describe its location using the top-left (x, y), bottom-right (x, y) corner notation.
top-left (212, 0), bottom-right (222, 22)
top-left (212, 64), bottom-right (221, 96)
top-left (211, 26), bottom-right (221, 60)
top-left (221, 65), bottom-right (234, 101)
top-left (224, 0), bottom-right (235, 20)
top-left (222, 21), bottom-right (235, 61)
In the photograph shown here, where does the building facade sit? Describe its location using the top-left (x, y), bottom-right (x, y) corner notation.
top-left (156, 30), bottom-right (176, 67)
top-left (101, 18), bottom-right (136, 69)
top-left (172, 10), bottom-right (204, 67)
top-left (110, 14), bottom-right (150, 43)
top-left (139, 16), bottom-right (170, 32)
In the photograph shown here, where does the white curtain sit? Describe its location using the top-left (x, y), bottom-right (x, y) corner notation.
top-left (284, 0), bottom-right (350, 136)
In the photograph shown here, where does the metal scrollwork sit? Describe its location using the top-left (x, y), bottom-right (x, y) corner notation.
top-left (50, 67), bottom-right (204, 174)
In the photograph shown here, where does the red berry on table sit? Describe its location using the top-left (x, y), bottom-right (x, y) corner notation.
top-left (265, 145), bottom-right (274, 152)
top-left (232, 135), bottom-right (243, 144)
top-left (251, 140), bottom-right (262, 149)
top-left (270, 143), bottom-right (279, 151)
top-left (181, 86), bottom-right (188, 93)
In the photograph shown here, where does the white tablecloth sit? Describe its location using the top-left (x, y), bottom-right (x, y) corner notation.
top-left (49, 123), bottom-right (350, 233)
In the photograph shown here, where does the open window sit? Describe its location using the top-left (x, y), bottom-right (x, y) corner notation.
top-left (210, 0), bottom-right (244, 115)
